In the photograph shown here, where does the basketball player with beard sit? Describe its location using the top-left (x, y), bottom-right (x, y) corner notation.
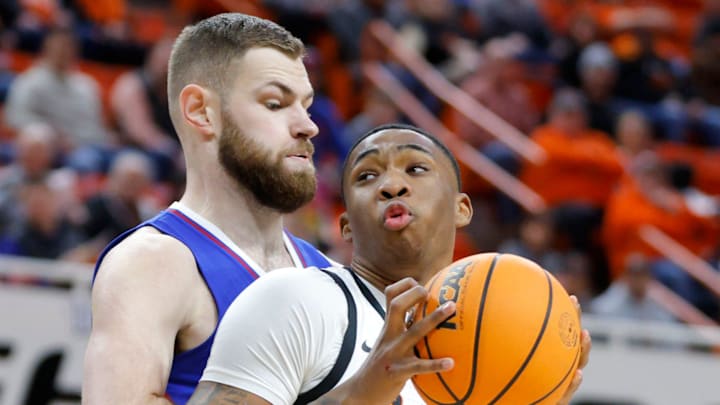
top-left (82, 14), bottom-right (337, 405)
top-left (187, 124), bottom-right (591, 405)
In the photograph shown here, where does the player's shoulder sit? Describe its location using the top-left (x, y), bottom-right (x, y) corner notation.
top-left (95, 226), bottom-right (197, 288)
top-left (261, 265), bottom-right (344, 290)
top-left (243, 266), bottom-right (348, 309)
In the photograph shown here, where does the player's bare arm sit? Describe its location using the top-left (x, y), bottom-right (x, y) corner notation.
top-left (82, 228), bottom-right (214, 405)
top-left (188, 382), bottom-right (270, 405)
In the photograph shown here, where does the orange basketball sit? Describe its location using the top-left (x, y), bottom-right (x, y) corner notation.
top-left (412, 253), bottom-right (581, 404)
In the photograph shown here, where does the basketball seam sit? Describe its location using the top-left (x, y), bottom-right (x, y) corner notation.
top-left (416, 254), bottom-right (503, 405)
top-left (530, 340), bottom-right (581, 404)
top-left (417, 269), bottom-right (462, 403)
top-left (488, 270), bottom-right (554, 404)
top-left (460, 253), bottom-right (502, 403)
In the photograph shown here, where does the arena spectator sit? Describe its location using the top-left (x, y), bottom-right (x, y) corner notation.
top-left (110, 36), bottom-right (179, 181)
top-left (670, 160), bottom-right (717, 210)
top-left (77, 151), bottom-right (158, 252)
top-left (555, 251), bottom-right (595, 308)
top-left (612, 30), bottom-right (687, 142)
top-left (591, 253), bottom-right (677, 322)
top-left (0, 178), bottom-right (83, 259)
top-left (578, 42), bottom-right (620, 136)
top-left (4, 27), bottom-right (115, 173)
top-left (695, 0), bottom-right (720, 46)
top-left (0, 123), bottom-right (76, 232)
top-left (469, 0), bottom-right (552, 49)
top-left (688, 23), bottom-right (720, 146)
top-left (552, 11), bottom-right (601, 88)
top-left (616, 110), bottom-right (655, 159)
top-left (602, 152), bottom-right (720, 313)
top-left (498, 212), bottom-right (564, 273)
top-left (327, 0), bottom-right (406, 63)
top-left (454, 35), bottom-right (539, 173)
top-left (520, 88), bottom-right (624, 251)
top-left (343, 87), bottom-right (402, 147)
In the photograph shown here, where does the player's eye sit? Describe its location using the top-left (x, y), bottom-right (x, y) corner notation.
top-left (357, 171), bottom-right (377, 182)
top-left (408, 165), bottom-right (429, 174)
top-left (265, 101), bottom-right (282, 110)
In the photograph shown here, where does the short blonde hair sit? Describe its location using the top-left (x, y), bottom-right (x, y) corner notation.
top-left (167, 13), bottom-right (304, 123)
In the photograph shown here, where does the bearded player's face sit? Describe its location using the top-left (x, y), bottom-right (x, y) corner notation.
top-left (218, 47), bottom-right (319, 213)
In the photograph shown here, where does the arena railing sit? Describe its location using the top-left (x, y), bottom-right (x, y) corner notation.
top-left (640, 225), bottom-right (720, 298)
top-left (367, 20), bottom-right (547, 165)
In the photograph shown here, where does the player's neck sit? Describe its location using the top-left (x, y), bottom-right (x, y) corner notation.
top-left (350, 259), bottom-right (397, 291)
top-left (180, 169), bottom-right (290, 265)
top-left (351, 253), bottom-right (453, 290)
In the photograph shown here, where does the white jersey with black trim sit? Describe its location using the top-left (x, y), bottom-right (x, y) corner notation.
top-left (201, 266), bottom-right (425, 405)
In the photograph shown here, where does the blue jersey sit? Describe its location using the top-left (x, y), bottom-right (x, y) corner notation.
top-left (93, 206), bottom-right (332, 405)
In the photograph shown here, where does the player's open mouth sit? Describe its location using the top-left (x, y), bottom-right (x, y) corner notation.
top-left (383, 202), bottom-right (413, 231)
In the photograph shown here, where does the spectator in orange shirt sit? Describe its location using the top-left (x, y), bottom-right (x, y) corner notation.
top-left (521, 88), bottom-right (624, 251)
top-left (603, 152), bottom-right (720, 316)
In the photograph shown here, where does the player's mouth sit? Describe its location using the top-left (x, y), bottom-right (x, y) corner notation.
top-left (286, 152), bottom-right (310, 161)
top-left (285, 142), bottom-right (314, 162)
top-left (383, 201), bottom-right (414, 231)
top-left (284, 149), bottom-right (314, 167)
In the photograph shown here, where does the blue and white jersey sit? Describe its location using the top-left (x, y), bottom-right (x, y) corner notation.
top-left (93, 202), bottom-right (333, 405)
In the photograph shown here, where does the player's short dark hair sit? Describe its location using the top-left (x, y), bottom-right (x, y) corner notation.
top-left (168, 13), bottom-right (304, 122)
top-left (340, 123), bottom-right (462, 201)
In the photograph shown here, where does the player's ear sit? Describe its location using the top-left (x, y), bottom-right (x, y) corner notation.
top-left (180, 84), bottom-right (218, 140)
top-left (455, 192), bottom-right (472, 228)
top-left (339, 212), bottom-right (353, 242)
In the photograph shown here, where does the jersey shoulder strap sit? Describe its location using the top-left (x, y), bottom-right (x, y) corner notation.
top-left (294, 269), bottom-right (357, 405)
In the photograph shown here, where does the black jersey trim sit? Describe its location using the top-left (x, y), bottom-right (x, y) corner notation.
top-left (294, 269), bottom-right (358, 405)
top-left (348, 267), bottom-right (386, 319)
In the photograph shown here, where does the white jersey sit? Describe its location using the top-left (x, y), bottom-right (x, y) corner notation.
top-left (201, 266), bottom-right (425, 405)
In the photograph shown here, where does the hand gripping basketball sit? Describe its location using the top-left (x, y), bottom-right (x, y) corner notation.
top-left (340, 277), bottom-right (456, 404)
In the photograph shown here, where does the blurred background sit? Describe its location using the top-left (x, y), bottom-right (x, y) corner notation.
top-left (0, 0), bottom-right (719, 404)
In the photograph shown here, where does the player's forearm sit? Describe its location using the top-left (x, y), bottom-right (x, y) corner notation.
top-left (83, 370), bottom-right (173, 405)
top-left (188, 382), bottom-right (271, 405)
top-left (83, 340), bottom-right (175, 405)
top-left (82, 390), bottom-right (174, 405)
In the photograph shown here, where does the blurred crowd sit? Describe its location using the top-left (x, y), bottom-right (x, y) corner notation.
top-left (1, 0), bottom-right (720, 324)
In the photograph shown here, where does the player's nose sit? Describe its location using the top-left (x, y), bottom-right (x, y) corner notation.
top-left (378, 171), bottom-right (411, 200)
top-left (291, 108), bottom-right (319, 140)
